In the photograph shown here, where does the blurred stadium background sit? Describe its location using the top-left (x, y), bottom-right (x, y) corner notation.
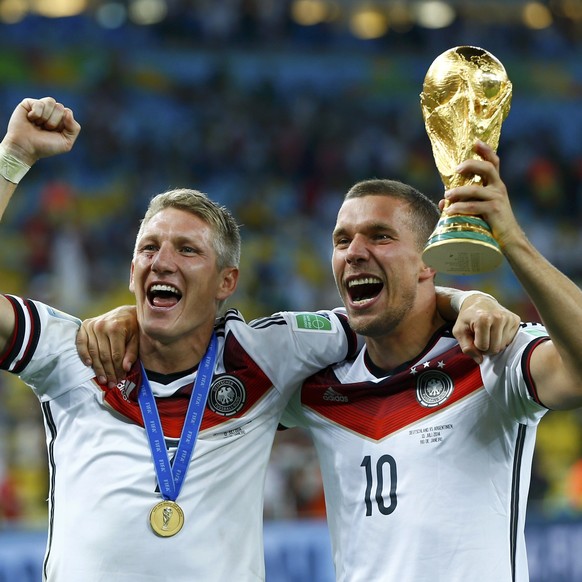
top-left (1, 0), bottom-right (582, 579)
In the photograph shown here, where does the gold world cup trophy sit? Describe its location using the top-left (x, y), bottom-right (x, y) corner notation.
top-left (420, 46), bottom-right (513, 275)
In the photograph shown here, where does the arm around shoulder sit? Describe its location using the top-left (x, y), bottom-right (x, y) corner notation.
top-left (435, 286), bottom-right (520, 363)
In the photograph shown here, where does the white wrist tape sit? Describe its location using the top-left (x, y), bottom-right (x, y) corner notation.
top-left (0, 144), bottom-right (31, 184)
top-left (451, 290), bottom-right (497, 313)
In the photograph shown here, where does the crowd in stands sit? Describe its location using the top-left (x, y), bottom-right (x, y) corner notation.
top-left (1, 5), bottom-right (582, 526)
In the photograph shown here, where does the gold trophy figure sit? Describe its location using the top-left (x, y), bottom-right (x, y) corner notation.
top-left (421, 46), bottom-right (512, 274)
top-left (162, 506), bottom-right (173, 530)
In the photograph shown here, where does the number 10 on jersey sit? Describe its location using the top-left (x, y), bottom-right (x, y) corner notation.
top-left (361, 455), bottom-right (398, 516)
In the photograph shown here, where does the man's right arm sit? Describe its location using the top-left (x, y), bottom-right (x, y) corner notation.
top-left (447, 141), bottom-right (582, 410)
top-left (0, 97), bottom-right (81, 357)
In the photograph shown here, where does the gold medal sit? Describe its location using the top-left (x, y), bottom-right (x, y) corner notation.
top-left (149, 500), bottom-right (185, 537)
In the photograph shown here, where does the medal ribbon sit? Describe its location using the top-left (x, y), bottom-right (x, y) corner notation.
top-left (138, 332), bottom-right (217, 501)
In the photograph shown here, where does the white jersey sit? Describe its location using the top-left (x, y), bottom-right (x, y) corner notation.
top-left (283, 323), bottom-right (550, 582)
top-left (0, 295), bottom-right (357, 582)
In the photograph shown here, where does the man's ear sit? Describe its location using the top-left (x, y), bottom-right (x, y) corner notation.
top-left (419, 262), bottom-right (436, 282)
top-left (217, 267), bottom-right (239, 302)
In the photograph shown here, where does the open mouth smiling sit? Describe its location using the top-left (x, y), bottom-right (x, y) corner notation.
top-left (147, 283), bottom-right (183, 308)
top-left (347, 276), bottom-right (384, 305)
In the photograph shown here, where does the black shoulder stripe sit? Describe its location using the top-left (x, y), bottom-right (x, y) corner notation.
top-left (336, 312), bottom-right (359, 359)
top-left (14, 298), bottom-right (41, 373)
top-left (216, 309), bottom-right (243, 336)
top-left (3, 296), bottom-right (41, 374)
top-left (521, 336), bottom-right (551, 407)
top-left (214, 318), bottom-right (227, 337)
top-left (222, 309), bottom-right (245, 324)
top-left (0, 295), bottom-right (27, 371)
top-left (249, 315), bottom-right (287, 329)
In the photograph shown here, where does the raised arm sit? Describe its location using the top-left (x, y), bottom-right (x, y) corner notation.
top-left (0, 97), bottom-right (81, 353)
top-left (445, 140), bottom-right (582, 410)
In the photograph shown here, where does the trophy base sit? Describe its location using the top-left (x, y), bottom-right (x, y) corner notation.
top-left (422, 215), bottom-right (503, 275)
top-left (423, 238), bottom-right (503, 275)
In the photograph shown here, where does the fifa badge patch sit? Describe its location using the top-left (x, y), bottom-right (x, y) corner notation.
top-left (208, 375), bottom-right (246, 416)
top-left (293, 313), bottom-right (334, 332)
top-left (416, 370), bottom-right (454, 408)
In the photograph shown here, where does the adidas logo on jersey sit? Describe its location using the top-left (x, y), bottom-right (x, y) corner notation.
top-left (323, 387), bottom-right (349, 403)
top-left (117, 379), bottom-right (137, 402)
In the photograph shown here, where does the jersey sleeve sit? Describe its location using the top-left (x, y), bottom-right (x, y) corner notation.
top-left (481, 322), bottom-right (550, 425)
top-left (230, 309), bottom-right (358, 397)
top-left (0, 295), bottom-right (95, 401)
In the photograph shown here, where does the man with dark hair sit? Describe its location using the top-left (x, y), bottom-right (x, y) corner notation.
top-left (281, 144), bottom-right (582, 581)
